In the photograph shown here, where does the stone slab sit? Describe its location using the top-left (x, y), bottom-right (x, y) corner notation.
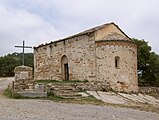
top-left (78, 92), bottom-right (89, 97)
top-left (87, 91), bottom-right (159, 106)
top-left (17, 91), bottom-right (47, 98)
top-left (20, 72), bottom-right (28, 80)
top-left (97, 91), bottom-right (128, 104)
top-left (35, 83), bottom-right (45, 92)
top-left (86, 91), bottom-right (102, 100)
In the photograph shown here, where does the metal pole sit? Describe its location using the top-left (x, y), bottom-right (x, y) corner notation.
top-left (22, 40), bottom-right (24, 66)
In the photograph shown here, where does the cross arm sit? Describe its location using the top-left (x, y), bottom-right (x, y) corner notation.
top-left (15, 46), bottom-right (32, 48)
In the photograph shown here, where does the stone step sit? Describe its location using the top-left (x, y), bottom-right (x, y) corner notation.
top-left (54, 90), bottom-right (79, 94)
top-left (47, 82), bottom-right (82, 99)
top-left (17, 91), bottom-right (47, 98)
top-left (47, 83), bottom-right (75, 86)
top-left (57, 92), bottom-right (81, 96)
top-left (56, 92), bottom-right (82, 98)
top-left (51, 86), bottom-right (75, 90)
top-left (60, 96), bottom-right (82, 99)
top-left (50, 84), bottom-right (76, 91)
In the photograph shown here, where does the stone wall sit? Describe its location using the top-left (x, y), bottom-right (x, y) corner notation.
top-left (74, 81), bottom-right (110, 91)
top-left (13, 66), bottom-right (34, 92)
top-left (13, 79), bottom-right (34, 92)
top-left (34, 23), bottom-right (138, 92)
top-left (96, 41), bottom-right (138, 92)
top-left (46, 81), bottom-right (110, 92)
top-left (140, 87), bottom-right (159, 95)
top-left (34, 33), bottom-right (96, 81)
top-left (139, 87), bottom-right (159, 99)
top-left (14, 66), bottom-right (33, 80)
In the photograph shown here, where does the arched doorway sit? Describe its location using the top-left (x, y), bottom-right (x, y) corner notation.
top-left (61, 55), bottom-right (69, 80)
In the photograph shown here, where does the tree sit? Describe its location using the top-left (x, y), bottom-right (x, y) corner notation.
top-left (0, 52), bottom-right (33, 77)
top-left (148, 52), bottom-right (159, 85)
top-left (133, 39), bottom-right (159, 86)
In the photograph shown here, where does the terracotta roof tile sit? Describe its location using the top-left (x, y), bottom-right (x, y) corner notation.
top-left (35, 22), bottom-right (131, 48)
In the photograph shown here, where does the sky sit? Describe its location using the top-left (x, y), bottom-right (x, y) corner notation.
top-left (0, 0), bottom-right (159, 56)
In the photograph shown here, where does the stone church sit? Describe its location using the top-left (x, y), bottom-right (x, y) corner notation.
top-left (34, 22), bottom-right (138, 92)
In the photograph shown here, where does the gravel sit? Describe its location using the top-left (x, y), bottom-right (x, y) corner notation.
top-left (0, 78), bottom-right (159, 120)
top-left (0, 98), bottom-right (159, 120)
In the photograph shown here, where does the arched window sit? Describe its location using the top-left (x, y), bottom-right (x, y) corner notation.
top-left (115, 56), bottom-right (120, 68)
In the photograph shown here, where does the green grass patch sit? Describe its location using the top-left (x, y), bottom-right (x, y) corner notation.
top-left (35, 79), bottom-right (88, 85)
top-left (3, 88), bottom-right (12, 98)
top-left (4, 88), bottom-right (21, 99)
top-left (62, 96), bottom-right (104, 105)
top-left (47, 91), bottom-right (104, 105)
top-left (47, 91), bottom-right (67, 102)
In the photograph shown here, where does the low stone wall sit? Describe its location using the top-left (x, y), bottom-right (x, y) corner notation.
top-left (139, 87), bottom-right (159, 95)
top-left (12, 65), bottom-right (34, 92)
top-left (12, 79), bottom-right (34, 92)
top-left (75, 81), bottom-right (110, 91)
top-left (9, 80), bottom-right (47, 98)
top-left (46, 81), bottom-right (110, 92)
top-left (9, 65), bottom-right (47, 98)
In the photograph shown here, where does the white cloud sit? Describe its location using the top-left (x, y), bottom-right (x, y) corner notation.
top-left (0, 0), bottom-right (159, 55)
top-left (0, 3), bottom-right (63, 55)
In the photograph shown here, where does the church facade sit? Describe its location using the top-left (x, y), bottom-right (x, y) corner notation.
top-left (34, 22), bottom-right (138, 92)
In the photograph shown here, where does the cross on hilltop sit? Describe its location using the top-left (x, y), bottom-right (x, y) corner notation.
top-left (15, 40), bottom-right (32, 66)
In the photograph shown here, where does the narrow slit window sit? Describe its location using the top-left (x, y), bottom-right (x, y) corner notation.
top-left (115, 56), bottom-right (120, 68)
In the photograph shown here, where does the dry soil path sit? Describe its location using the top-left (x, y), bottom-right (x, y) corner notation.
top-left (0, 78), bottom-right (159, 120)
top-left (0, 77), bottom-right (13, 96)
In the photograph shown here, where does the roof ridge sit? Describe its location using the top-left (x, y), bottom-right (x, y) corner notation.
top-left (34, 22), bottom-right (130, 49)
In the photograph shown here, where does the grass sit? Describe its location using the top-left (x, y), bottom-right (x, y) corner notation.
top-left (47, 93), bottom-right (104, 105)
top-left (3, 88), bottom-right (159, 113)
top-left (35, 79), bottom-right (88, 85)
top-left (47, 92), bottom-right (67, 102)
top-left (4, 88), bottom-right (21, 99)
top-left (3, 88), bottom-right (12, 98)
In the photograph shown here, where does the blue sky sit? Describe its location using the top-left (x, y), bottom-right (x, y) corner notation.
top-left (0, 0), bottom-right (159, 56)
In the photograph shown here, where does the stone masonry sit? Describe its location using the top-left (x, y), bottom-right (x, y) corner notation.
top-left (34, 22), bottom-right (138, 92)
top-left (12, 66), bottom-right (47, 97)
top-left (13, 66), bottom-right (34, 92)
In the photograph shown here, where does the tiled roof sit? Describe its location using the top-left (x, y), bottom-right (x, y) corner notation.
top-left (55, 22), bottom-right (113, 41)
top-left (35, 22), bottom-right (131, 48)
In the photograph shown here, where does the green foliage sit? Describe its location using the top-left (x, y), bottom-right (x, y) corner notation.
top-left (133, 39), bottom-right (159, 86)
top-left (0, 52), bottom-right (33, 77)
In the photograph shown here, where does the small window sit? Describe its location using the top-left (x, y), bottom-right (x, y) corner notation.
top-left (115, 56), bottom-right (120, 68)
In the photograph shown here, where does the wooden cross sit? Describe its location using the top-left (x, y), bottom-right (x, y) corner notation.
top-left (15, 40), bottom-right (32, 66)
